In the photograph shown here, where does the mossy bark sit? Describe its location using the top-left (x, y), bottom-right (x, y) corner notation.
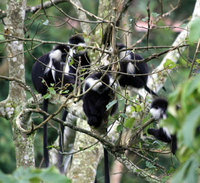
top-left (67, 119), bottom-right (103, 183)
top-left (4, 0), bottom-right (35, 168)
top-left (66, 1), bottom-right (115, 182)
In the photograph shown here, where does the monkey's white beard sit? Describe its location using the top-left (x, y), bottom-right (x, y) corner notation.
top-left (150, 108), bottom-right (162, 120)
top-left (162, 127), bottom-right (171, 140)
top-left (127, 62), bottom-right (135, 74)
top-left (83, 78), bottom-right (103, 93)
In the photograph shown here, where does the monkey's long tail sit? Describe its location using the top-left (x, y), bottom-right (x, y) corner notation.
top-left (43, 99), bottom-right (49, 167)
top-left (104, 148), bottom-right (110, 183)
top-left (58, 109), bottom-right (68, 173)
top-left (144, 85), bottom-right (158, 97)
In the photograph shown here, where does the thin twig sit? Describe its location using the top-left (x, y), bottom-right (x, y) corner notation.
top-left (188, 39), bottom-right (200, 78)
top-left (146, 0), bottom-right (151, 49)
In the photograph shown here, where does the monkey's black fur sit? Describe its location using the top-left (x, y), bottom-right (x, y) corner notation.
top-left (31, 35), bottom-right (90, 169)
top-left (67, 35), bottom-right (90, 75)
top-left (116, 43), bottom-right (157, 96)
top-left (147, 98), bottom-right (177, 154)
top-left (83, 72), bottom-right (117, 127)
top-left (32, 44), bottom-right (71, 167)
top-left (82, 72), bottom-right (117, 183)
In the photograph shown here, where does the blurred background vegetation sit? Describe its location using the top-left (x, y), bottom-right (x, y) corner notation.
top-left (0, 0), bottom-right (198, 182)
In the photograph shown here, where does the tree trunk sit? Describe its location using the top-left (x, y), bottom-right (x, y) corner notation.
top-left (67, 119), bottom-right (103, 183)
top-left (4, 0), bottom-right (35, 168)
top-left (66, 0), bottom-right (116, 182)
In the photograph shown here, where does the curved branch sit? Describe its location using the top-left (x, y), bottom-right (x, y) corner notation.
top-left (27, 0), bottom-right (66, 13)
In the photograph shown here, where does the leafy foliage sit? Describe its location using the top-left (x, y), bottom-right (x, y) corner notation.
top-left (0, 118), bottom-right (15, 173)
top-left (164, 75), bottom-right (200, 182)
top-left (0, 0), bottom-right (200, 182)
top-left (0, 166), bottom-right (71, 183)
top-left (164, 59), bottom-right (176, 69)
top-left (188, 17), bottom-right (200, 43)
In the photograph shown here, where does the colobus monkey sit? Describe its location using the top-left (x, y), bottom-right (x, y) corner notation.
top-left (147, 98), bottom-right (177, 154)
top-left (54, 35), bottom-right (90, 91)
top-left (82, 72), bottom-right (118, 183)
top-left (116, 43), bottom-right (157, 96)
top-left (32, 35), bottom-right (90, 169)
top-left (66, 35), bottom-right (90, 76)
top-left (32, 44), bottom-right (70, 95)
top-left (83, 72), bottom-right (117, 127)
top-left (32, 44), bottom-right (72, 168)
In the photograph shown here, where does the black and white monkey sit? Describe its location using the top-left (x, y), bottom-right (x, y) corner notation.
top-left (54, 35), bottom-right (90, 91)
top-left (32, 44), bottom-right (72, 168)
top-left (32, 44), bottom-right (72, 96)
top-left (83, 72), bottom-right (117, 127)
top-left (65, 35), bottom-right (90, 77)
top-left (82, 72), bottom-right (118, 183)
top-left (31, 35), bottom-right (90, 169)
top-left (116, 43), bottom-right (157, 96)
top-left (147, 98), bottom-right (177, 154)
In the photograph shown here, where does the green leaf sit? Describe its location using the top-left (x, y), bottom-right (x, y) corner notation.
top-left (48, 87), bottom-right (56, 95)
top-left (184, 158), bottom-right (198, 183)
top-left (163, 59), bottom-right (176, 69)
top-left (117, 124), bottom-right (123, 132)
top-left (171, 158), bottom-right (191, 183)
top-left (36, 167), bottom-right (71, 183)
top-left (162, 113), bottom-right (178, 134)
top-left (80, 68), bottom-right (86, 73)
top-left (0, 166), bottom-right (71, 183)
top-left (180, 23), bottom-right (187, 28)
top-left (195, 59), bottom-right (200, 64)
top-left (182, 75), bottom-right (200, 99)
top-left (124, 117), bottom-right (135, 129)
top-left (120, 113), bottom-right (127, 119)
top-left (182, 105), bottom-right (200, 147)
top-left (0, 35), bottom-right (5, 41)
top-left (43, 93), bottom-right (51, 99)
top-left (142, 17), bottom-right (148, 21)
top-left (135, 104), bottom-right (142, 112)
top-left (62, 90), bottom-right (70, 94)
top-left (188, 17), bottom-right (200, 43)
top-left (0, 171), bottom-right (16, 183)
top-left (168, 167), bottom-right (175, 174)
top-left (106, 100), bottom-right (118, 111)
top-left (69, 58), bottom-right (74, 67)
top-left (77, 46), bottom-right (85, 52)
top-left (130, 106), bottom-right (136, 112)
top-left (171, 156), bottom-right (198, 183)
top-left (145, 161), bottom-right (156, 169)
top-left (151, 12), bottom-right (159, 18)
top-left (161, 176), bottom-right (170, 183)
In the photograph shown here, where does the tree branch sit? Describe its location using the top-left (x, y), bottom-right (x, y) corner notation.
top-left (69, 0), bottom-right (91, 34)
top-left (27, 0), bottom-right (66, 13)
top-left (0, 75), bottom-right (38, 105)
top-left (139, 0), bottom-right (200, 98)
